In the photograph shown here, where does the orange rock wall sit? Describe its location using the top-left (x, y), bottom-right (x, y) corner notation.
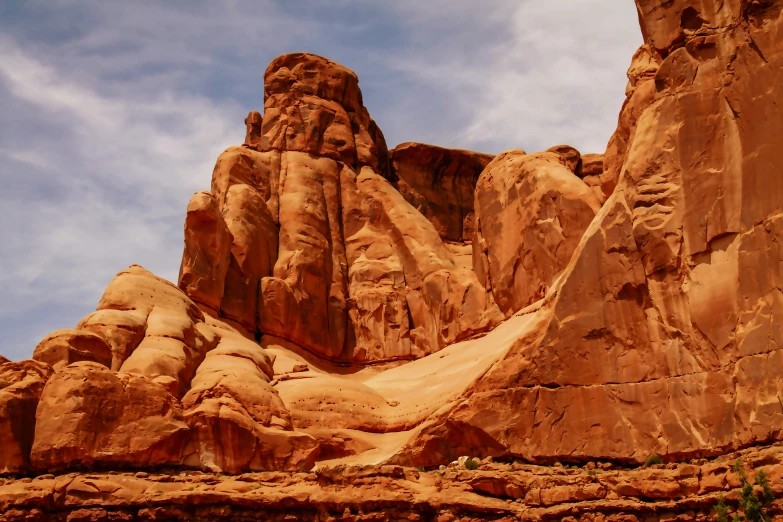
top-left (393, 0), bottom-right (783, 466)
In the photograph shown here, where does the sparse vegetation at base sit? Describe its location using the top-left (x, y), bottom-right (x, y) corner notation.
top-left (714, 459), bottom-right (774, 522)
top-left (644, 454), bottom-right (663, 466)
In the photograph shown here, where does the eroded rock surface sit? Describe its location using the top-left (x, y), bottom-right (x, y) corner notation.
top-left (1, 444), bottom-right (781, 522)
top-left (473, 150), bottom-right (601, 316)
top-left (0, 361), bottom-right (51, 474)
top-left (391, 142), bottom-right (494, 242)
top-left (393, 0), bottom-right (783, 466)
top-left (1, 5), bottom-right (782, 518)
top-left (177, 53), bottom-right (500, 364)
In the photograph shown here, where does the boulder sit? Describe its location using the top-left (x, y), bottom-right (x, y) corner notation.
top-left (545, 144), bottom-right (582, 175)
top-left (30, 362), bottom-right (189, 470)
top-left (0, 360), bottom-right (52, 473)
top-left (473, 150), bottom-right (601, 316)
top-left (32, 329), bottom-right (112, 371)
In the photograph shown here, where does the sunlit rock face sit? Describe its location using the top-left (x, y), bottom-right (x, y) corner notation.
top-left (180, 53), bottom-right (502, 365)
top-left (1, 6), bottom-right (782, 518)
top-left (392, 0), bottom-right (783, 466)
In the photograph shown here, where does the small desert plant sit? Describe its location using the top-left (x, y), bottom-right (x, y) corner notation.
top-left (714, 459), bottom-right (774, 522)
top-left (644, 454), bottom-right (663, 466)
top-left (715, 495), bottom-right (731, 522)
top-left (464, 458), bottom-right (480, 470)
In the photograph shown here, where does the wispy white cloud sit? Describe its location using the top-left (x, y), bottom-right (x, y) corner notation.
top-left (0, 37), bottom-right (242, 357)
top-left (384, 0), bottom-right (643, 154)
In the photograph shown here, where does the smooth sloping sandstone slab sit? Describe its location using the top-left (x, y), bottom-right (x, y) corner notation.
top-left (271, 313), bottom-right (543, 463)
top-left (473, 150), bottom-right (601, 317)
top-left (31, 329), bottom-right (111, 371)
top-left (0, 361), bottom-right (51, 474)
top-left (390, 142), bottom-right (494, 241)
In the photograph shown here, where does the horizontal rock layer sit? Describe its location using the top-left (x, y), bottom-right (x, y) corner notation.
top-left (0, 444), bottom-right (780, 522)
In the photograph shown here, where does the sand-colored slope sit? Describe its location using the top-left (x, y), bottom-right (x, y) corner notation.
top-left (264, 312), bottom-right (545, 464)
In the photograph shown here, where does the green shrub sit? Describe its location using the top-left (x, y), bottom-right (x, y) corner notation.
top-left (713, 459), bottom-right (774, 522)
top-left (644, 454), bottom-right (663, 466)
top-left (464, 458), bottom-right (479, 470)
top-left (715, 495), bottom-right (732, 522)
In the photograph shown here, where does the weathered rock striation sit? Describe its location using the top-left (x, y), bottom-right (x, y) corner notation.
top-left (179, 53), bottom-right (501, 365)
top-left (1, 0), bottom-right (783, 518)
top-left (1, 444), bottom-right (781, 521)
top-left (391, 142), bottom-right (495, 242)
top-left (392, 0), bottom-right (783, 467)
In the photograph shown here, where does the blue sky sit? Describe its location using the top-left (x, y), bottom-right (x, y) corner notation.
top-left (0, 1), bottom-right (642, 361)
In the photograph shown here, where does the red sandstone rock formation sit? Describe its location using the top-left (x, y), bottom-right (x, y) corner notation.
top-left (1, 6), bottom-right (782, 520)
top-left (391, 0), bottom-right (783, 467)
top-left (179, 53), bottom-right (501, 364)
top-left (390, 142), bottom-right (494, 242)
top-left (473, 150), bottom-right (602, 316)
top-left (1, 444), bottom-right (781, 521)
top-left (0, 361), bottom-right (51, 474)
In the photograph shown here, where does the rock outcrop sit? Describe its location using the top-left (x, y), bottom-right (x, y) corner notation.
top-left (0, 361), bottom-right (51, 474)
top-left (390, 142), bottom-right (494, 242)
top-left (1, 444), bottom-right (781, 521)
top-left (473, 150), bottom-right (602, 316)
top-left (24, 266), bottom-right (318, 473)
top-left (392, 0), bottom-right (783, 467)
top-left (1, 3), bottom-right (783, 519)
top-left (31, 329), bottom-right (112, 371)
top-left (178, 53), bottom-right (501, 364)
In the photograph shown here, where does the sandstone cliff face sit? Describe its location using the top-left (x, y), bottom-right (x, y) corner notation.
top-left (473, 150), bottom-right (602, 316)
top-left (393, 0), bottom-right (783, 466)
top-left (390, 142), bottom-right (494, 242)
top-left (1, 3), bottom-right (782, 508)
top-left (178, 53), bottom-right (501, 364)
